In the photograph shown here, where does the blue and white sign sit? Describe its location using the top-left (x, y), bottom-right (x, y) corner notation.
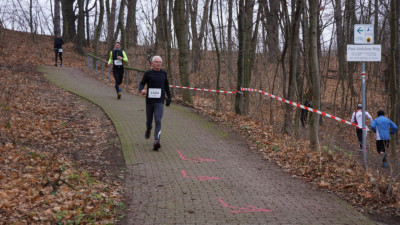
top-left (354, 24), bottom-right (374, 44)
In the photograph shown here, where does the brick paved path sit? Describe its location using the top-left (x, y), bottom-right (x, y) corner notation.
top-left (40, 66), bottom-right (372, 225)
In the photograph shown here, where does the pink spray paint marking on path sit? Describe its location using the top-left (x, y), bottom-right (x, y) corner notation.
top-left (218, 198), bottom-right (271, 213)
top-left (181, 170), bottom-right (220, 181)
top-left (177, 150), bottom-right (216, 162)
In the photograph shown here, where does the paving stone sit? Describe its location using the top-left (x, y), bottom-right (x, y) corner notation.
top-left (41, 66), bottom-right (372, 224)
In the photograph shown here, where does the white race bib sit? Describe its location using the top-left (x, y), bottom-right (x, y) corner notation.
top-left (114, 59), bottom-right (122, 66)
top-left (148, 88), bottom-right (161, 98)
top-left (58, 49), bottom-right (63, 53)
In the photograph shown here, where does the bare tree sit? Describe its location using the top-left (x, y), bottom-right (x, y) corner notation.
top-left (209, 0), bottom-right (220, 111)
top-left (309, 0), bottom-right (321, 151)
top-left (106, 0), bottom-right (117, 50)
top-left (54, 0), bottom-right (61, 36)
top-left (390, 0), bottom-right (398, 155)
top-left (260, 0), bottom-right (280, 62)
top-left (61, 0), bottom-right (76, 42)
top-left (190, 0), bottom-right (210, 72)
top-left (227, 0), bottom-right (233, 53)
top-left (235, 0), bottom-right (259, 115)
top-left (29, 0), bottom-right (34, 36)
top-left (116, 0), bottom-right (127, 50)
top-left (283, 0), bottom-right (304, 134)
top-left (85, 0), bottom-right (96, 46)
top-left (126, 0), bottom-right (138, 49)
top-left (173, 0), bottom-right (192, 103)
top-left (344, 0), bottom-right (357, 100)
top-left (75, 0), bottom-right (85, 54)
top-left (155, 0), bottom-right (168, 51)
top-left (94, 0), bottom-right (104, 55)
top-left (333, 0), bottom-right (345, 81)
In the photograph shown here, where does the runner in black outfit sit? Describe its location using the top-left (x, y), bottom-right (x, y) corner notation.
top-left (54, 35), bottom-right (64, 67)
top-left (139, 55), bottom-right (171, 151)
top-left (107, 42), bottom-right (128, 99)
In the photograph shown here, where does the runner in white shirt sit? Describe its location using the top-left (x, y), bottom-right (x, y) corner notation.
top-left (350, 104), bottom-right (373, 153)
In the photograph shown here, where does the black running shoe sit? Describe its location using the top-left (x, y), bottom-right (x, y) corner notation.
top-left (117, 92), bottom-right (121, 99)
top-left (153, 140), bottom-right (161, 151)
top-left (145, 130), bottom-right (151, 139)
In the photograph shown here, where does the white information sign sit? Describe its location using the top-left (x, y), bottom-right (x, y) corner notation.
top-left (346, 45), bottom-right (381, 62)
top-left (354, 24), bottom-right (374, 44)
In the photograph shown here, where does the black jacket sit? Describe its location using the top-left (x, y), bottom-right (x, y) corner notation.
top-left (54, 37), bottom-right (64, 49)
top-left (139, 69), bottom-right (171, 104)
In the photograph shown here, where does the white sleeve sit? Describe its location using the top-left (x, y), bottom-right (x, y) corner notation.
top-left (351, 112), bottom-right (355, 123)
top-left (366, 112), bottom-right (373, 123)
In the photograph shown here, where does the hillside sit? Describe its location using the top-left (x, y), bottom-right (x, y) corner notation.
top-left (1, 29), bottom-right (400, 224)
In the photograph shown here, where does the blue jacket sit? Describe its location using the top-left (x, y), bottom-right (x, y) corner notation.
top-left (371, 115), bottom-right (398, 140)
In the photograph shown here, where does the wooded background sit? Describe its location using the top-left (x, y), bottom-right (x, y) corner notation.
top-left (1, 0), bottom-right (399, 154)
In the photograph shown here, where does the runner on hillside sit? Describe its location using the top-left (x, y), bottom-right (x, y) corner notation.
top-left (54, 34), bottom-right (64, 67)
top-left (107, 42), bottom-right (128, 99)
top-left (139, 55), bottom-right (171, 151)
top-left (371, 110), bottom-right (398, 168)
top-left (350, 104), bottom-right (373, 153)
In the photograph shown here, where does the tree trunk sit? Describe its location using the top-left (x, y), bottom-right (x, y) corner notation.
top-left (210, 0), bottom-right (221, 111)
top-left (84, 0), bottom-right (96, 46)
top-left (94, 0), bottom-right (104, 55)
top-left (106, 0), bottom-right (117, 50)
top-left (235, 0), bottom-right (257, 115)
top-left (266, 0), bottom-right (280, 62)
top-left (371, 0), bottom-right (380, 93)
top-left (54, 0), bottom-right (61, 36)
top-left (116, 0), bottom-right (127, 50)
top-left (283, 0), bottom-right (304, 134)
top-left (227, 0), bottom-right (233, 53)
top-left (235, 0), bottom-right (245, 115)
top-left (85, 0), bottom-right (90, 46)
top-left (167, 0), bottom-right (175, 97)
top-left (173, 0), bottom-right (192, 103)
top-left (390, 0), bottom-right (398, 156)
top-left (309, 0), bottom-right (320, 151)
top-left (126, 0), bottom-right (138, 49)
top-left (155, 0), bottom-right (167, 51)
top-left (345, 0), bottom-right (357, 97)
top-left (190, 0), bottom-right (209, 72)
top-left (334, 0), bottom-right (345, 81)
top-left (29, 0), bottom-right (34, 35)
top-left (75, 0), bottom-right (85, 54)
top-left (396, 0), bottom-right (400, 136)
top-left (244, 4), bottom-right (260, 115)
top-left (302, 4), bottom-right (312, 94)
top-left (61, 0), bottom-right (76, 42)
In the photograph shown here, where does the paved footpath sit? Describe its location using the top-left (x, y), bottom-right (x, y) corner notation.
top-left (40, 66), bottom-right (372, 225)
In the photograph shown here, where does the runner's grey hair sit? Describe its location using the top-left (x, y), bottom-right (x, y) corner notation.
top-left (152, 55), bottom-right (162, 63)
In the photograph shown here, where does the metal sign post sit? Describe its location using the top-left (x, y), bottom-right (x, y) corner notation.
top-left (347, 24), bottom-right (381, 170)
top-left (361, 63), bottom-right (367, 169)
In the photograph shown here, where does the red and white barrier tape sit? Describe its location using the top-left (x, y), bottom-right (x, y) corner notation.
top-left (240, 88), bottom-right (364, 129)
top-left (169, 85), bottom-right (236, 94)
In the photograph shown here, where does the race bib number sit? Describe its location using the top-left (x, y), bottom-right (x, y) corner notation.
top-left (114, 59), bottom-right (122, 66)
top-left (58, 49), bottom-right (63, 53)
top-left (148, 88), bottom-right (161, 98)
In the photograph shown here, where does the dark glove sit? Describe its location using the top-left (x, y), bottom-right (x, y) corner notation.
top-left (166, 98), bottom-right (171, 107)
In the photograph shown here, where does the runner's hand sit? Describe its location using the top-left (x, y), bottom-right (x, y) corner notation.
top-left (166, 98), bottom-right (171, 107)
top-left (140, 90), bottom-right (147, 96)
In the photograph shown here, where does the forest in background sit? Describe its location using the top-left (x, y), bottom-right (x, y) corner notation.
top-left (1, 0), bottom-right (400, 223)
top-left (4, 0), bottom-right (394, 154)
top-left (2, 0), bottom-right (400, 190)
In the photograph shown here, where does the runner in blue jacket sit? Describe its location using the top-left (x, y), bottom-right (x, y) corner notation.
top-left (370, 110), bottom-right (398, 167)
